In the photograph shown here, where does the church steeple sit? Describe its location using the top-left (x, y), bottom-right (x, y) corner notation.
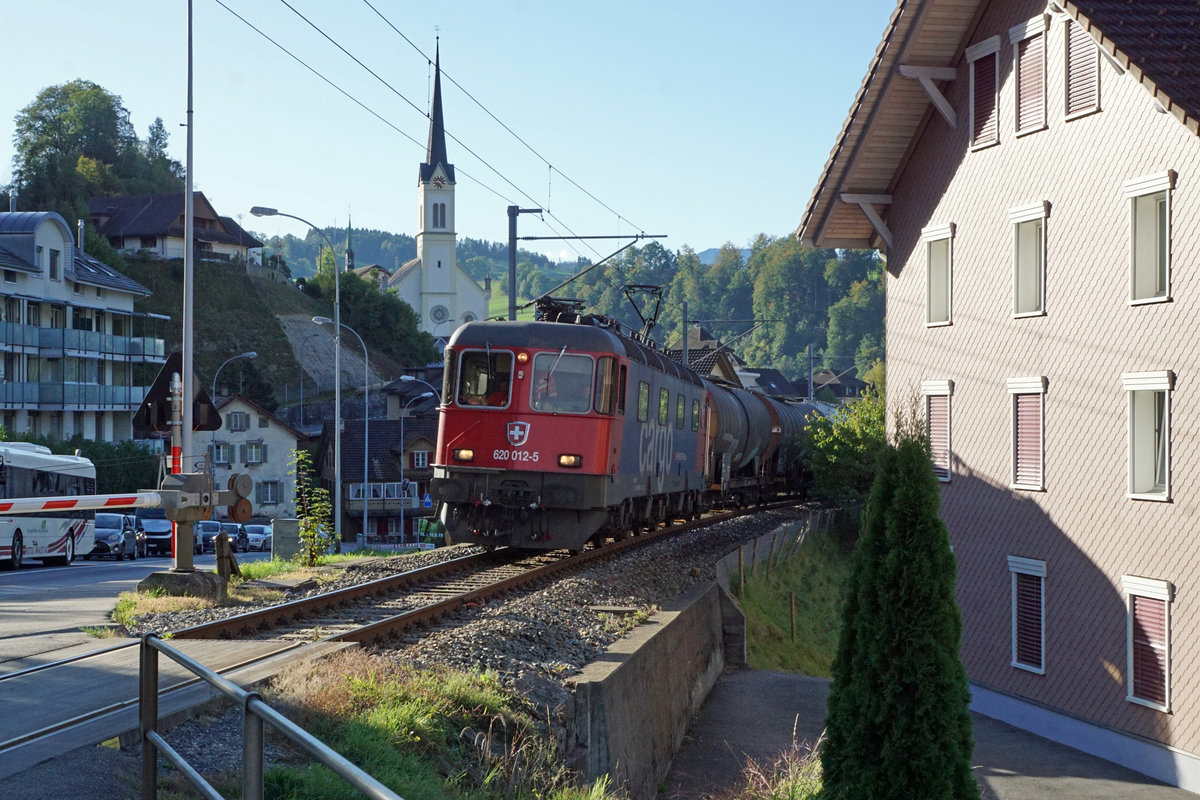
top-left (418, 43), bottom-right (454, 187)
top-left (426, 43), bottom-right (448, 172)
top-left (344, 215), bottom-right (354, 274)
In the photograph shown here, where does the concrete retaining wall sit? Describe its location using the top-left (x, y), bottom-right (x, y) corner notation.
top-left (564, 508), bottom-right (839, 800)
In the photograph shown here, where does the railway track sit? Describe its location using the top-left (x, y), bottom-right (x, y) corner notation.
top-left (172, 503), bottom-right (730, 645)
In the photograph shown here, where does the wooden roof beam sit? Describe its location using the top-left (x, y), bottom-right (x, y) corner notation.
top-left (898, 65), bottom-right (958, 128)
top-left (839, 193), bottom-right (893, 249)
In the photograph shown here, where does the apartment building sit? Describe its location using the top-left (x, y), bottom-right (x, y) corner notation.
top-left (0, 211), bottom-right (165, 440)
top-left (800, 0), bottom-right (1200, 789)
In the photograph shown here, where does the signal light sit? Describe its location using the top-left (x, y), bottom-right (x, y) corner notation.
top-left (454, 448), bottom-right (475, 462)
top-left (558, 454), bottom-right (583, 468)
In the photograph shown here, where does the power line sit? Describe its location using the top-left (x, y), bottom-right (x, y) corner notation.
top-left (359, 0), bottom-right (646, 236)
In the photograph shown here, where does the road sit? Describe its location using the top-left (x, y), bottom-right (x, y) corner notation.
top-left (0, 550), bottom-right (270, 672)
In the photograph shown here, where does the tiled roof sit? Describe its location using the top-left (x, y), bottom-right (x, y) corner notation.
top-left (72, 250), bottom-right (151, 296)
top-left (1071, 1), bottom-right (1200, 134)
top-left (736, 368), bottom-right (801, 397)
top-left (89, 193), bottom-right (263, 248)
top-left (0, 242), bottom-right (37, 273)
top-left (339, 416), bottom-right (439, 482)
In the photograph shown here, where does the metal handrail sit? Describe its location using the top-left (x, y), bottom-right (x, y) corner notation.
top-left (139, 633), bottom-right (403, 800)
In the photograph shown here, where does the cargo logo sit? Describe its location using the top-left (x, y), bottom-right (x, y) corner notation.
top-left (506, 421), bottom-right (531, 447)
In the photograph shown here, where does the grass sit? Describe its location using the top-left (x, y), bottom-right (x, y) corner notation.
top-left (111, 552), bottom-right (399, 629)
top-left (251, 649), bottom-right (619, 800)
top-left (735, 523), bottom-right (852, 678)
top-left (80, 625), bottom-right (120, 639)
top-left (711, 743), bottom-right (824, 800)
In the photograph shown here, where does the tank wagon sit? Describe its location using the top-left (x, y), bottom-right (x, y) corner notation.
top-left (431, 310), bottom-right (819, 552)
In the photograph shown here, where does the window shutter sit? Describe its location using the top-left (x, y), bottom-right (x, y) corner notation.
top-left (1015, 573), bottom-right (1043, 669)
top-left (255, 482), bottom-right (265, 504)
top-left (261, 443), bottom-right (268, 463)
top-left (1132, 595), bottom-right (1168, 705)
top-left (927, 395), bottom-right (950, 480)
top-left (239, 444), bottom-right (247, 465)
top-left (973, 53), bottom-right (998, 144)
top-left (1014, 393), bottom-right (1042, 486)
top-left (225, 413), bottom-right (232, 431)
top-left (1016, 33), bottom-right (1044, 132)
top-left (1066, 21), bottom-right (1099, 115)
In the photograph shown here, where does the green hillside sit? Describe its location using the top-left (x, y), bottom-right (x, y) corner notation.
top-left (121, 256), bottom-right (405, 401)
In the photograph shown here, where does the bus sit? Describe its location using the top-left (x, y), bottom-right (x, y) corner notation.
top-left (0, 443), bottom-right (96, 568)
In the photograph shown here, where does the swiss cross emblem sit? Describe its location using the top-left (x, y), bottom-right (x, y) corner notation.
top-left (507, 421), bottom-right (530, 447)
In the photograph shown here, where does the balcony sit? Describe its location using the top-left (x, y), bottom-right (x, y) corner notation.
top-left (345, 482), bottom-right (429, 513)
top-left (0, 382), bottom-right (151, 411)
top-left (0, 323), bottom-right (165, 361)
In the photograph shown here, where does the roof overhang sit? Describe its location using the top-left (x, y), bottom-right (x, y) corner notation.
top-left (797, 0), bottom-right (987, 251)
top-left (798, 0), bottom-right (1200, 252)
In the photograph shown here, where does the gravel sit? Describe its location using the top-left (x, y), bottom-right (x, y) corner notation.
top-left (35, 504), bottom-right (826, 795)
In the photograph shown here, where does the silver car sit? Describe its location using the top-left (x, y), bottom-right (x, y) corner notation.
top-left (243, 524), bottom-right (272, 552)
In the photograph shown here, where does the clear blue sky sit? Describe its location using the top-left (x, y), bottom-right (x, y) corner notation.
top-left (1, 1), bottom-right (895, 262)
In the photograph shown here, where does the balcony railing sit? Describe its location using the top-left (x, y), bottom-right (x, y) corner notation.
top-left (0, 382), bottom-right (150, 410)
top-left (0, 323), bottom-right (165, 359)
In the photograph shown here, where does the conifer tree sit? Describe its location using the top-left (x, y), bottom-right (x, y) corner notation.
top-left (822, 436), bottom-right (979, 800)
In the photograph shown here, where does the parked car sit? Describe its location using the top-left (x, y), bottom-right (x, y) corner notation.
top-left (88, 513), bottom-right (137, 561)
top-left (220, 522), bottom-right (249, 553)
top-left (196, 520), bottom-right (222, 553)
top-left (135, 507), bottom-right (174, 556)
top-left (243, 524), bottom-right (271, 552)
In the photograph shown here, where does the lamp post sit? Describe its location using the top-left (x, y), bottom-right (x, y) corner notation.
top-left (211, 351), bottom-right (256, 503)
top-left (398, 374), bottom-right (442, 400)
top-left (250, 205), bottom-right (343, 545)
top-left (314, 316), bottom-right (368, 548)
top-left (400, 392), bottom-right (435, 544)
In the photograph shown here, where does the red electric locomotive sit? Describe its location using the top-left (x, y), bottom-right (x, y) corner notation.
top-left (432, 304), bottom-right (817, 552)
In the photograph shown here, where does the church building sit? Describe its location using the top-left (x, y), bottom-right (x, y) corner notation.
top-left (386, 47), bottom-right (489, 341)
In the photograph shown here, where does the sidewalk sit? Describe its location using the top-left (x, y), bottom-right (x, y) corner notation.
top-left (663, 669), bottom-right (1198, 800)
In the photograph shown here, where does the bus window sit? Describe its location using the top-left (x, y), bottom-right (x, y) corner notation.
top-left (531, 352), bottom-right (593, 413)
top-left (456, 350), bottom-right (513, 408)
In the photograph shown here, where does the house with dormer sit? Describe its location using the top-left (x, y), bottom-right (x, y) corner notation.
top-left (88, 191), bottom-right (262, 263)
top-left (800, 0), bottom-right (1200, 789)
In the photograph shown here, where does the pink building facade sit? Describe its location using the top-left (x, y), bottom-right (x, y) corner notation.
top-left (801, 0), bottom-right (1200, 789)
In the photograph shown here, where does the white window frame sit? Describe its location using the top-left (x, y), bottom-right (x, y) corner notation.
top-left (922, 223), bottom-right (954, 326)
top-left (1010, 202), bottom-right (1048, 317)
top-left (921, 379), bottom-right (953, 483)
top-left (1121, 575), bottom-right (1173, 712)
top-left (213, 442), bottom-right (231, 466)
top-left (1008, 376), bottom-right (1047, 491)
top-left (413, 450), bottom-right (430, 469)
top-left (1009, 556), bottom-right (1046, 675)
top-left (967, 36), bottom-right (1001, 150)
top-left (1124, 171), bottom-right (1175, 304)
top-left (1122, 371), bottom-right (1174, 501)
top-left (245, 441), bottom-right (263, 464)
top-left (1009, 15), bottom-right (1049, 136)
top-left (261, 480), bottom-right (279, 505)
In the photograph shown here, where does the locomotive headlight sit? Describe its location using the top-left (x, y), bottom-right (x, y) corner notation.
top-left (453, 448), bottom-right (475, 462)
top-left (516, 352), bottom-right (529, 363)
top-left (558, 454), bottom-right (583, 468)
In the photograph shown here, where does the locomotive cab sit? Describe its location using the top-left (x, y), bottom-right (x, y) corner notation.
top-left (433, 322), bottom-right (629, 551)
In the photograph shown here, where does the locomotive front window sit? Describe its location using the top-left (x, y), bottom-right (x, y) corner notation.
top-left (456, 350), bottom-right (513, 408)
top-left (531, 352), bottom-right (593, 413)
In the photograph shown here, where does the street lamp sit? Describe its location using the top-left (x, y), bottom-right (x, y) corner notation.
top-left (400, 392), bottom-right (435, 544)
top-left (314, 315), bottom-right (369, 549)
top-left (251, 205), bottom-right (343, 544)
top-left (211, 351), bottom-right (256, 503)
top-left (398, 374), bottom-right (442, 401)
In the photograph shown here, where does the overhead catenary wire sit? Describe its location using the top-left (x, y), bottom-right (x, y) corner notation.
top-left (266, 0), bottom-right (604, 259)
top-left (359, 0), bottom-right (646, 236)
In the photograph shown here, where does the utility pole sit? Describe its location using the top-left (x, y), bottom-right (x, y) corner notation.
top-left (507, 206), bottom-right (542, 320)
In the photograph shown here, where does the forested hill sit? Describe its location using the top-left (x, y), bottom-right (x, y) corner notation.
top-left (255, 227), bottom-right (562, 285)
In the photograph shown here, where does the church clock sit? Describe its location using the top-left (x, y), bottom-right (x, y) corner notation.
top-left (432, 175), bottom-right (446, 189)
